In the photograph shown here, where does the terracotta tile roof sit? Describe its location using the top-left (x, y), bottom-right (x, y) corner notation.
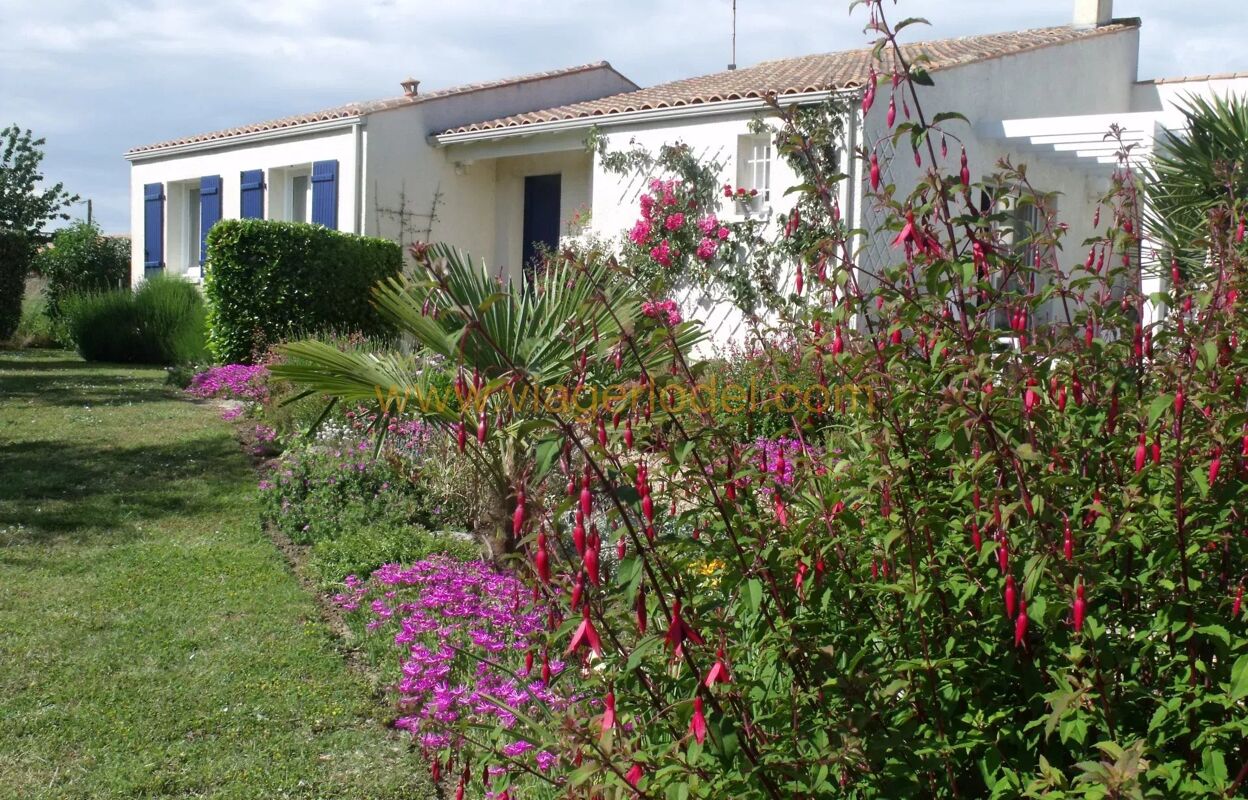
top-left (441, 21), bottom-right (1141, 136)
top-left (127, 62), bottom-right (634, 156)
top-left (1141, 71), bottom-right (1248, 85)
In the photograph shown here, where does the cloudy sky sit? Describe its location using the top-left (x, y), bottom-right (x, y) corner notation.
top-left (1, 0), bottom-right (1243, 234)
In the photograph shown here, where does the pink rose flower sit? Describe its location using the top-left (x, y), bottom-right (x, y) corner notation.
top-left (664, 213), bottom-right (685, 232)
top-left (717, 226), bottom-right (730, 240)
top-left (649, 239), bottom-right (673, 267)
top-left (697, 215), bottom-right (719, 235)
top-left (629, 219), bottom-right (652, 245)
top-left (696, 237), bottom-right (717, 261)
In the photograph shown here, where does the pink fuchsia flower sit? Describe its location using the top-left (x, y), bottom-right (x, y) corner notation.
top-left (697, 215), bottom-right (719, 235)
top-left (663, 212), bottom-right (685, 232)
top-left (696, 237), bottom-right (717, 261)
top-left (649, 239), bottom-right (674, 267)
top-left (629, 218), bottom-right (652, 245)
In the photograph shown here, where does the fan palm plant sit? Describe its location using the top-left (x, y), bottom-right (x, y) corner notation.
top-left (1145, 93), bottom-right (1248, 279)
top-left (273, 243), bottom-right (704, 558)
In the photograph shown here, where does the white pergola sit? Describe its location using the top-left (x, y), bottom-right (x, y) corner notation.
top-left (976, 111), bottom-right (1178, 174)
top-left (978, 111), bottom-right (1185, 325)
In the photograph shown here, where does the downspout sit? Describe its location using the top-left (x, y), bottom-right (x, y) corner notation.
top-left (353, 121), bottom-right (365, 235)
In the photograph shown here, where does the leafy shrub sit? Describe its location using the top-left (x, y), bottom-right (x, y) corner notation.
top-left (309, 526), bottom-right (479, 587)
top-left (10, 292), bottom-right (68, 348)
top-left (0, 229), bottom-right (32, 342)
top-left (35, 221), bottom-right (129, 318)
top-left (204, 219), bottom-right (402, 364)
top-left (63, 275), bottom-right (207, 364)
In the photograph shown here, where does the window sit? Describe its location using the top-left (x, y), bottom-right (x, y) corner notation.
top-left (736, 135), bottom-right (771, 209)
top-left (978, 186), bottom-right (1055, 332)
top-left (291, 174), bottom-right (310, 223)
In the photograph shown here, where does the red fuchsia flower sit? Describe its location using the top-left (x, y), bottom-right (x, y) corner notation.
top-left (567, 605), bottom-right (603, 657)
top-left (960, 148), bottom-right (970, 187)
top-left (664, 212), bottom-right (686, 232)
top-left (689, 696), bottom-right (709, 744)
top-left (887, 96), bottom-right (897, 128)
top-left (535, 531), bottom-right (550, 583)
top-left (1063, 514), bottom-right (1074, 562)
top-left (512, 489), bottom-right (526, 537)
top-left (870, 153), bottom-right (881, 191)
top-left (1209, 448), bottom-right (1223, 484)
top-left (1234, 586), bottom-right (1243, 620)
top-left (1023, 379), bottom-right (1039, 416)
top-left (476, 411), bottom-right (488, 445)
top-left (664, 600), bottom-right (704, 655)
top-left (628, 218), bottom-right (652, 245)
top-left (624, 419), bottom-right (634, 449)
top-left (601, 691), bottom-right (616, 731)
top-left (1073, 582), bottom-right (1087, 633)
top-left (862, 69), bottom-right (876, 113)
top-left (626, 763), bottom-right (644, 787)
top-left (580, 474), bottom-right (592, 517)
top-left (1004, 575), bottom-right (1017, 619)
top-left (1134, 434), bottom-right (1147, 474)
top-left (705, 647), bottom-right (731, 687)
top-left (696, 237), bottom-right (718, 261)
top-left (456, 421), bottom-right (467, 453)
top-left (1014, 598), bottom-right (1029, 648)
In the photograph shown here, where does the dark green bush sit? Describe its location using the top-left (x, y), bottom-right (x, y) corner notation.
top-left (35, 221), bottom-right (129, 318)
top-left (0, 229), bottom-right (33, 341)
top-left (204, 220), bottom-right (402, 364)
top-left (63, 276), bottom-right (207, 364)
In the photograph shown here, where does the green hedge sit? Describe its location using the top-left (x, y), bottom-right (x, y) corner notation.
top-left (204, 220), bottom-right (402, 364)
top-left (36, 221), bottom-right (130, 318)
top-left (0, 229), bottom-right (33, 342)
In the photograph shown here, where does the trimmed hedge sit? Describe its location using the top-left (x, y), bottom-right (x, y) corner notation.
top-left (204, 220), bottom-right (402, 363)
top-left (0, 229), bottom-right (33, 341)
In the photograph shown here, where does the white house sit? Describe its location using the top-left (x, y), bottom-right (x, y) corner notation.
top-left (127, 0), bottom-right (1246, 342)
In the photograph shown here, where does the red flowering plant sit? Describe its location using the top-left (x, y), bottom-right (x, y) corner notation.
top-left (281, 2), bottom-right (1248, 797)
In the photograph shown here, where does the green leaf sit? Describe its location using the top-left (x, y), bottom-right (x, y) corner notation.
top-left (1230, 654), bottom-right (1248, 700)
top-left (746, 579), bottom-right (763, 613)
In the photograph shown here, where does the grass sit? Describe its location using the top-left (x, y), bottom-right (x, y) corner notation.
top-left (0, 351), bottom-right (431, 799)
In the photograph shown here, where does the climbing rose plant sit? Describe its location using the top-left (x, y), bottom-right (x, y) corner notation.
top-left (313, 3), bottom-right (1248, 797)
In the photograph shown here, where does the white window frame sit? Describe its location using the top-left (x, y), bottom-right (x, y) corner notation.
top-left (736, 134), bottom-right (771, 213)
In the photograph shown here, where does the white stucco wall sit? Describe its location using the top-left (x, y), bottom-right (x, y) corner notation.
top-left (1131, 75), bottom-right (1248, 115)
top-left (857, 26), bottom-right (1143, 325)
top-left (127, 126), bottom-right (361, 286)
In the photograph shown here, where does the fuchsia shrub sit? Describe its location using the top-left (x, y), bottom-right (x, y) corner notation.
top-left (292, 2), bottom-right (1248, 797)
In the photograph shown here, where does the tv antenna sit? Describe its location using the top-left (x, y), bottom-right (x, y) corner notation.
top-left (728, 0), bottom-right (737, 70)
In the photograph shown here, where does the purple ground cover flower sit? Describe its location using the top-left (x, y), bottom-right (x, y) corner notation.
top-left (338, 557), bottom-right (579, 777)
top-left (186, 364), bottom-right (270, 402)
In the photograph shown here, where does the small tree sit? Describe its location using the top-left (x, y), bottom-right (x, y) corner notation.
top-left (0, 125), bottom-right (78, 243)
top-left (0, 228), bottom-right (31, 340)
top-left (37, 221), bottom-right (129, 318)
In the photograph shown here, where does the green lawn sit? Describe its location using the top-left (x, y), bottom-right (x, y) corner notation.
top-left (0, 351), bottom-right (429, 799)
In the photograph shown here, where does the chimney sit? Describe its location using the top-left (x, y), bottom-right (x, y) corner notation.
top-left (1073, 0), bottom-right (1113, 27)
top-left (400, 77), bottom-right (420, 97)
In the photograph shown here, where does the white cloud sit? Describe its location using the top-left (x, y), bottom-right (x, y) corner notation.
top-left (0, 0), bottom-right (1242, 232)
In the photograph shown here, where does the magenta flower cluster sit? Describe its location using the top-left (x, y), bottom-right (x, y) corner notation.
top-left (186, 364), bottom-right (270, 402)
top-left (753, 436), bottom-right (805, 487)
top-left (642, 299), bottom-right (683, 327)
top-left (336, 558), bottom-right (574, 774)
top-left (629, 178), bottom-right (730, 271)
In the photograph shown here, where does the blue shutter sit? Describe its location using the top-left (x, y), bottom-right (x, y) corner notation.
top-left (240, 169), bottom-right (265, 219)
top-left (310, 160), bottom-right (338, 228)
top-left (143, 183), bottom-right (165, 270)
top-left (199, 175), bottom-right (223, 264)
